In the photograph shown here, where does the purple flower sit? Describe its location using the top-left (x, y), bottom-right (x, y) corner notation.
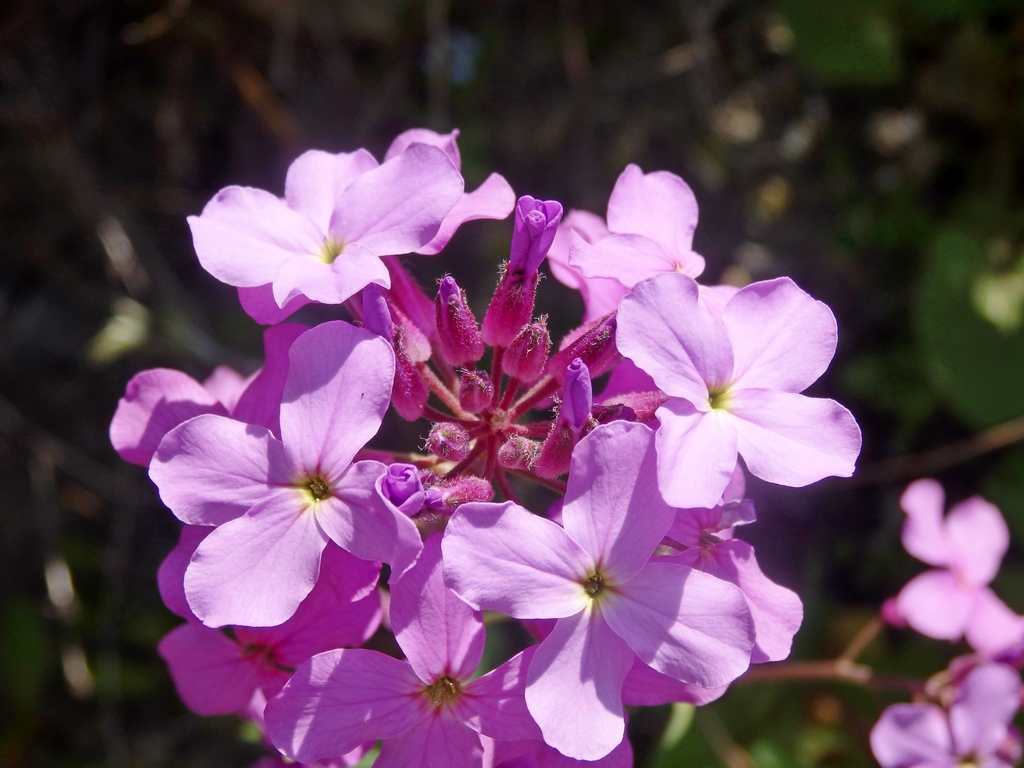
top-left (149, 321), bottom-right (421, 628)
top-left (893, 479), bottom-right (1024, 656)
top-left (442, 421), bottom-right (754, 760)
top-left (871, 663), bottom-right (1022, 768)
top-left (265, 535), bottom-right (541, 767)
top-left (616, 272), bottom-right (862, 508)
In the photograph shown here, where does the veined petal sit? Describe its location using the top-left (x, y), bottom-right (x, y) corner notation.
top-left (265, 648), bottom-right (426, 763)
top-left (945, 496), bottom-right (1009, 588)
top-left (870, 704), bottom-right (955, 768)
top-left (621, 655), bottom-right (729, 706)
top-left (188, 186), bottom-right (324, 287)
top-left (547, 209), bottom-right (611, 291)
top-left (525, 608), bottom-right (633, 761)
top-left (895, 570), bottom-right (974, 641)
top-left (602, 562), bottom-right (753, 688)
top-left (280, 322), bottom-right (395, 474)
top-left (461, 650), bottom-right (542, 743)
top-left (562, 422), bottom-right (673, 582)
top-left (728, 390), bottom-right (861, 487)
top-left (415, 173), bottom-right (516, 255)
top-left (442, 502), bottom-right (592, 619)
top-left (391, 535), bottom-right (485, 684)
top-left (900, 479), bottom-right (953, 569)
top-left (606, 165), bottom-right (701, 265)
top-left (569, 232), bottom-right (681, 287)
top-left (184, 490), bottom-right (328, 628)
top-left (654, 402), bottom-right (738, 509)
top-left (149, 415), bottom-right (293, 526)
top-left (375, 710), bottom-right (484, 768)
top-left (284, 149), bottom-right (379, 232)
top-left (721, 278), bottom-right (838, 392)
top-left (272, 252), bottom-right (363, 308)
top-left (232, 323), bottom-right (308, 436)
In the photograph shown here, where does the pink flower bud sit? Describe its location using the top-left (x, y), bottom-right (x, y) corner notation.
top-left (480, 263), bottom-right (539, 347)
top-left (458, 369), bottom-right (494, 414)
top-left (497, 435), bottom-right (539, 470)
top-left (545, 313), bottom-right (621, 382)
top-left (426, 422), bottom-right (472, 462)
top-left (380, 463), bottom-right (426, 515)
top-left (391, 327), bottom-right (428, 420)
top-left (431, 475), bottom-right (494, 510)
top-left (435, 275), bottom-right (484, 366)
top-left (509, 196), bottom-right (563, 275)
top-left (533, 423), bottom-right (576, 479)
top-left (502, 318), bottom-right (551, 383)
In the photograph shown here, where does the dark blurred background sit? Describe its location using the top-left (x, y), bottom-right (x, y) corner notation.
top-left (3, 0), bottom-right (1024, 765)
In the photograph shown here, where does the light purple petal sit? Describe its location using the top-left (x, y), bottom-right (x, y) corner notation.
top-left (729, 389), bottom-right (861, 487)
top-left (280, 321), bottom-right (394, 473)
top-left (384, 127), bottom-right (461, 166)
top-left (375, 710), bottom-right (484, 768)
top-left (562, 422), bottom-right (674, 582)
top-left (900, 479), bottom-right (953, 568)
top-left (284, 149), bottom-right (379, 232)
top-left (184, 490), bottom-right (327, 628)
top-left (157, 624), bottom-right (263, 715)
top-left (188, 186), bottom-right (325, 287)
top-left (569, 232), bottom-right (682, 287)
top-left (157, 524), bottom-right (211, 621)
top-left (945, 496), bottom-right (1009, 588)
top-left (416, 173), bottom-right (517, 255)
top-left (870, 703), bottom-right (956, 768)
top-left (617, 272), bottom-right (733, 399)
top-left (271, 251), bottom-right (371, 308)
top-left (596, 357), bottom-right (656, 402)
top-left (546, 209), bottom-right (611, 292)
top-left (895, 570), bottom-right (974, 641)
top-left (621, 655), bottom-right (729, 706)
top-left (237, 284), bottom-right (313, 325)
top-left (442, 502), bottom-right (592, 619)
top-left (720, 278), bottom-right (838, 392)
top-left (654, 402), bottom-right (738, 509)
top-left (607, 165), bottom-right (701, 264)
top-left (698, 284), bottom-right (740, 317)
top-left (525, 608), bottom-right (633, 761)
top-left (149, 415), bottom-right (293, 526)
top-left (602, 561), bottom-right (753, 688)
top-left (963, 588), bottom-right (1024, 657)
top-left (201, 366), bottom-right (247, 411)
top-left (110, 368), bottom-right (225, 466)
top-left (329, 143), bottom-right (464, 255)
top-left (461, 650), bottom-right (542, 742)
top-left (232, 323), bottom-right (308, 435)
top-left (391, 534), bottom-right (485, 684)
top-left (313, 461), bottom-right (423, 577)
top-left (950, 663), bottom-right (1022, 756)
top-left (265, 648), bottom-right (426, 763)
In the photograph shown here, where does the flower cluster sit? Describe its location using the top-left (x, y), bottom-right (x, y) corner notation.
top-left (112, 128), bottom-right (864, 765)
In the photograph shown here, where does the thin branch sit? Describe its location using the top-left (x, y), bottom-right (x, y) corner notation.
top-left (738, 659), bottom-right (923, 694)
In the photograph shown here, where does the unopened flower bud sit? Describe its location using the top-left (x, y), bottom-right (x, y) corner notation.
top-left (427, 422), bottom-right (472, 462)
top-left (379, 463), bottom-right (426, 516)
top-left (497, 435), bottom-right (539, 470)
top-left (433, 475), bottom-right (495, 510)
top-left (509, 196), bottom-right (563, 275)
top-left (503, 319), bottom-right (551, 383)
top-left (480, 263), bottom-right (539, 348)
top-left (458, 370), bottom-right (494, 414)
top-left (533, 423), bottom-right (576, 480)
top-left (391, 327), bottom-right (428, 420)
top-left (560, 359), bottom-right (593, 430)
top-left (435, 275), bottom-right (484, 366)
top-left (545, 313), bottom-right (621, 381)
top-left (360, 285), bottom-right (394, 339)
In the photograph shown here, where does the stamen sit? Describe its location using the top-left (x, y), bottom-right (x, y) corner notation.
top-left (583, 573), bottom-right (603, 597)
top-left (426, 676), bottom-right (461, 707)
top-left (304, 476), bottom-right (331, 502)
top-left (317, 238), bottom-right (345, 264)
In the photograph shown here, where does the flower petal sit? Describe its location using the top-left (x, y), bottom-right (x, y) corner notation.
top-left (375, 710), bottom-right (484, 768)
top-left (870, 703), bottom-right (955, 768)
top-left (461, 650), bottom-right (542, 742)
top-left (950, 663), bottom-right (1022, 756)
top-left (569, 232), bottom-right (681, 287)
top-left (963, 588), bottom-right (1024, 657)
top-left (416, 173), bottom-right (517, 255)
top-left (237, 284), bottom-right (313, 325)
top-left (945, 496), bottom-right (1009, 588)
top-left (621, 655), bottom-right (728, 706)
top-left (654, 402), bottom-right (738, 509)
top-left (284, 149), bottom-right (379, 232)
top-left (157, 524), bottom-right (211, 622)
top-left (232, 323), bottom-right (308, 436)
top-left (900, 479), bottom-right (953, 569)
top-left (895, 570), bottom-right (974, 641)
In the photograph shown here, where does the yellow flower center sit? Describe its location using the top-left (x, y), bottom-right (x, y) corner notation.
top-left (317, 238), bottom-right (345, 264)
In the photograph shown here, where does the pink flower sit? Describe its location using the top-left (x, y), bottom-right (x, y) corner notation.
top-left (893, 479), bottom-right (1024, 655)
top-left (189, 142), bottom-right (465, 324)
top-left (616, 272), bottom-right (862, 508)
top-left (149, 321), bottom-right (421, 628)
top-left (871, 663), bottom-right (1022, 768)
top-left (265, 535), bottom-right (541, 768)
top-left (442, 421), bottom-right (754, 760)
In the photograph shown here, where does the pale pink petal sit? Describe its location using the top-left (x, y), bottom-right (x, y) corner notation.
top-left (188, 186), bottom-right (325, 287)
top-left (607, 165), bottom-right (702, 271)
top-left (721, 278), bottom-right (838, 392)
top-left (654, 402), bottom-right (738, 509)
top-left (728, 389), bottom-right (861, 487)
top-left (375, 710), bottom-right (484, 768)
top-left (265, 648), bottom-right (426, 763)
top-left (461, 650), bottom-right (542, 742)
top-left (110, 369), bottom-right (225, 466)
top-left (602, 561), bottom-right (753, 688)
top-left (870, 704), bottom-right (956, 768)
top-left (525, 608), bottom-right (633, 761)
top-left (202, 366), bottom-right (248, 411)
top-left (149, 415), bottom-right (293, 526)
top-left (157, 624), bottom-right (264, 715)
top-left (384, 128), bottom-right (461, 166)
top-left (900, 479), bottom-right (952, 568)
top-left (698, 284), bottom-right (740, 317)
top-left (157, 524), bottom-right (211, 621)
top-left (617, 272), bottom-right (733, 398)
top-left (184, 491), bottom-right (328, 628)
top-left (950, 663), bottom-right (1022, 756)
top-left (271, 251), bottom-right (370, 308)
top-left (329, 144), bottom-right (464, 255)
top-left (280, 322), bottom-right (394, 473)
top-left (232, 323), bottom-right (308, 435)
top-left (547, 209), bottom-right (611, 291)
top-left (569, 232), bottom-right (681, 287)
top-left (237, 284), bottom-right (313, 325)
top-left (896, 570), bottom-right (975, 641)
top-left (313, 461), bottom-right (423, 577)
top-left (562, 422), bottom-right (674, 582)
top-left (964, 589), bottom-right (1024, 657)
top-left (945, 496), bottom-right (1009, 588)
top-left (416, 173), bottom-right (517, 255)
top-left (621, 655), bottom-right (728, 706)
top-left (391, 534), bottom-right (484, 684)
top-left (284, 149), bottom-right (379, 232)
top-left (442, 502), bottom-right (592, 619)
